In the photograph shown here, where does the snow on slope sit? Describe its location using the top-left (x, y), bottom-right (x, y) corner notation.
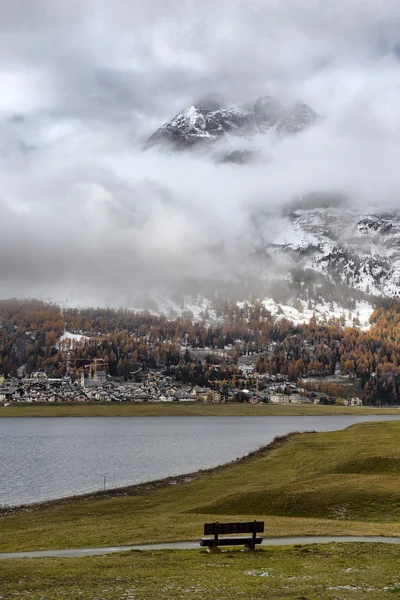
top-left (59, 331), bottom-right (89, 344)
top-left (145, 96), bottom-right (320, 154)
top-left (265, 203), bottom-right (400, 297)
top-left (142, 294), bottom-right (374, 330)
top-left (261, 298), bottom-right (373, 329)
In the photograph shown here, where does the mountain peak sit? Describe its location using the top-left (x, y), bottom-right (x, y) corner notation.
top-left (144, 95), bottom-right (321, 152)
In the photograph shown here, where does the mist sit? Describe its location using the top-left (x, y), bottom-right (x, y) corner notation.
top-left (1, 0), bottom-right (400, 307)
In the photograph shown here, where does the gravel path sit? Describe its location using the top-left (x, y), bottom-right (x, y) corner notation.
top-left (2, 536), bottom-right (400, 559)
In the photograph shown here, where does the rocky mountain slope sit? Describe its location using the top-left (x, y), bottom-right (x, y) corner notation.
top-left (144, 96), bottom-right (320, 153)
top-left (263, 196), bottom-right (400, 297)
top-left (145, 96), bottom-right (399, 300)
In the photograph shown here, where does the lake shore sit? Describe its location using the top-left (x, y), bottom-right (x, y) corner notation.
top-left (2, 421), bottom-right (400, 554)
top-left (0, 432), bottom-right (293, 516)
top-left (1, 402), bottom-right (399, 418)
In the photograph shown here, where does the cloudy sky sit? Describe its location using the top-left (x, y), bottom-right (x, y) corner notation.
top-left (1, 0), bottom-right (400, 306)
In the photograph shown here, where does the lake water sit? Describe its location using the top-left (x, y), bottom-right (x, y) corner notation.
top-left (1, 414), bottom-right (400, 507)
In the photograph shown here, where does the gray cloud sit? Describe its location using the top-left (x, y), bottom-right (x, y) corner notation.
top-left (1, 0), bottom-right (400, 305)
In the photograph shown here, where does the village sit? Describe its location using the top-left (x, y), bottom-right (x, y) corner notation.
top-left (0, 361), bottom-right (364, 407)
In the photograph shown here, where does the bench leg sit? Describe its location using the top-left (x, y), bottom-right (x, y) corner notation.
top-left (214, 522), bottom-right (219, 549)
top-left (251, 521), bottom-right (257, 550)
top-left (244, 543), bottom-right (255, 551)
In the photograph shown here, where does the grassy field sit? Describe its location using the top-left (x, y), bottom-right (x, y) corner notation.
top-left (1, 401), bottom-right (399, 417)
top-left (2, 421), bottom-right (400, 554)
top-left (1, 543), bottom-right (400, 599)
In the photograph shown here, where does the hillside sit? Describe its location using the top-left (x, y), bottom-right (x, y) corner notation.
top-left (263, 197), bottom-right (400, 296)
top-left (3, 298), bottom-right (400, 405)
top-left (2, 421), bottom-right (400, 552)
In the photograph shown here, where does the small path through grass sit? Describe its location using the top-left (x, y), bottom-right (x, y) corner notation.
top-left (2, 536), bottom-right (400, 559)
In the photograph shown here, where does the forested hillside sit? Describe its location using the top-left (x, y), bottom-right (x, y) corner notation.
top-left (1, 298), bottom-right (400, 404)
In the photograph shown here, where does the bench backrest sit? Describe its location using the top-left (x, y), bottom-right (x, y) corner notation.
top-left (204, 521), bottom-right (264, 535)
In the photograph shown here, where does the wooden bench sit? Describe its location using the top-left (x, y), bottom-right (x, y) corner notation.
top-left (199, 521), bottom-right (264, 550)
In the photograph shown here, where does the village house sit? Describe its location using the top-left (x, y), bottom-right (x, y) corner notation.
top-left (238, 364), bottom-right (255, 375)
top-left (269, 393), bottom-right (290, 404)
top-left (192, 387), bottom-right (210, 401)
top-left (72, 393), bottom-right (89, 402)
top-left (249, 395), bottom-right (263, 404)
top-left (210, 390), bottom-right (222, 403)
top-left (0, 387), bottom-right (20, 402)
top-left (30, 372), bottom-right (48, 382)
top-left (350, 397), bottom-right (363, 406)
top-left (158, 394), bottom-right (173, 402)
top-left (173, 389), bottom-right (195, 402)
top-left (48, 393), bottom-right (66, 403)
top-left (288, 393), bottom-right (302, 404)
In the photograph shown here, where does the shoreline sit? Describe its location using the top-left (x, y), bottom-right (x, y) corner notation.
top-left (1, 402), bottom-right (399, 418)
top-left (3, 415), bottom-right (400, 513)
top-left (2, 421), bottom-right (400, 554)
top-left (0, 432), bottom-right (296, 515)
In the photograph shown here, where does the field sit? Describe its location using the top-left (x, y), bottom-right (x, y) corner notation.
top-left (2, 421), bottom-right (400, 554)
top-left (1, 401), bottom-right (399, 417)
top-left (2, 421), bottom-right (400, 599)
top-left (1, 543), bottom-right (400, 599)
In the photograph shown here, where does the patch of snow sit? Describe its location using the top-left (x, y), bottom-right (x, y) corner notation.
top-left (328, 585), bottom-right (363, 591)
top-left (260, 298), bottom-right (373, 329)
top-left (245, 570), bottom-right (274, 577)
top-left (140, 292), bottom-right (374, 330)
top-left (59, 331), bottom-right (89, 343)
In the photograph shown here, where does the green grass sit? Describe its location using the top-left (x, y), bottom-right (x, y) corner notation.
top-left (1, 401), bottom-right (399, 417)
top-left (1, 543), bottom-right (400, 599)
top-left (2, 421), bottom-right (400, 553)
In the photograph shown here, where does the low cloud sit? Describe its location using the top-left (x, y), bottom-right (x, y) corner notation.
top-left (1, 0), bottom-right (400, 306)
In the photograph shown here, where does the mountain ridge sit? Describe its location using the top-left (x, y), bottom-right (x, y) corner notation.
top-left (144, 95), bottom-right (321, 152)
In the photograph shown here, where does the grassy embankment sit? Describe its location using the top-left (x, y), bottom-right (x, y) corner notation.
top-left (2, 421), bottom-right (400, 599)
top-left (1, 543), bottom-right (400, 599)
top-left (2, 421), bottom-right (400, 554)
top-left (1, 401), bottom-right (399, 417)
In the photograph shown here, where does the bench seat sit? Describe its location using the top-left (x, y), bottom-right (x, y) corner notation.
top-left (200, 536), bottom-right (263, 548)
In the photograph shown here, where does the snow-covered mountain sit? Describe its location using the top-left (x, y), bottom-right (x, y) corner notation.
top-left (144, 96), bottom-right (320, 154)
top-left (263, 196), bottom-right (400, 296)
top-left (144, 96), bottom-right (400, 301)
top-left (138, 197), bottom-right (400, 310)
